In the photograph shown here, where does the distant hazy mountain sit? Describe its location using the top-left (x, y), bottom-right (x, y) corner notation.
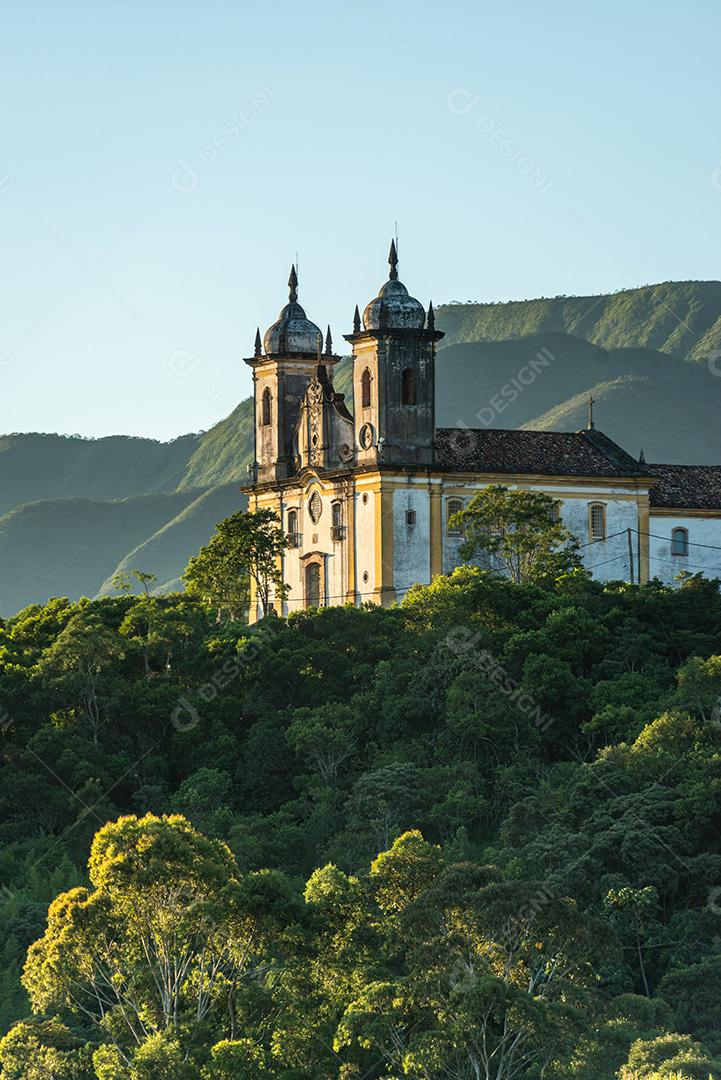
top-left (434, 333), bottom-right (721, 463)
top-left (1, 281), bottom-right (720, 616)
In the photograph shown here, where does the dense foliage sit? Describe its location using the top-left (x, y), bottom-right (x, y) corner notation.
top-left (1, 568), bottom-right (721, 1076)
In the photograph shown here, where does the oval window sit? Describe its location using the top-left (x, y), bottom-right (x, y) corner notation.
top-left (308, 491), bottom-right (322, 524)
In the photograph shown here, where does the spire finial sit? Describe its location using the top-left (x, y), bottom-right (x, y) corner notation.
top-left (254, 327), bottom-right (262, 357)
top-left (353, 304), bottom-right (361, 334)
top-left (639, 448), bottom-right (646, 465)
top-left (325, 325), bottom-right (333, 356)
top-left (427, 300), bottom-right (435, 331)
top-left (588, 395), bottom-right (595, 430)
top-left (288, 264), bottom-right (298, 302)
top-left (388, 238), bottom-right (398, 280)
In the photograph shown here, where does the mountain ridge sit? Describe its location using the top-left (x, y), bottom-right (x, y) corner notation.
top-left (2, 279), bottom-right (720, 616)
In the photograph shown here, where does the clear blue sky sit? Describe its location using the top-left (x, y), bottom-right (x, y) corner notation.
top-left (2, 0), bottom-right (721, 439)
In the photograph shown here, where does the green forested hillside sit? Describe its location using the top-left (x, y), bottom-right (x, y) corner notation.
top-left (1, 573), bottom-right (721, 1076)
top-left (2, 281), bottom-right (721, 616)
top-left (436, 280), bottom-right (721, 360)
top-left (0, 432), bottom-right (199, 517)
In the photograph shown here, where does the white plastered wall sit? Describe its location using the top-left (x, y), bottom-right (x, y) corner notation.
top-left (648, 513), bottom-right (721, 586)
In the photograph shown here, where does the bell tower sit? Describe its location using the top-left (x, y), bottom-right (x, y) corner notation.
top-left (344, 241), bottom-right (444, 468)
top-left (245, 266), bottom-right (333, 485)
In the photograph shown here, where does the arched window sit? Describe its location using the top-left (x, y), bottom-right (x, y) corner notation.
top-left (305, 563), bottom-right (321, 608)
top-left (331, 500), bottom-right (345, 541)
top-left (446, 498), bottom-right (464, 536)
top-left (287, 509), bottom-right (299, 547)
top-left (401, 368), bottom-right (416, 406)
top-left (671, 526), bottom-right (689, 556)
top-left (589, 503), bottom-right (606, 542)
top-left (261, 387), bottom-right (272, 426)
top-left (361, 368), bottom-right (372, 409)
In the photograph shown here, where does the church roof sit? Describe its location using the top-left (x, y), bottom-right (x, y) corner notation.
top-left (362, 240), bottom-right (426, 331)
top-left (647, 463), bottom-right (721, 511)
top-left (434, 427), bottom-right (646, 478)
top-left (263, 265), bottom-right (323, 357)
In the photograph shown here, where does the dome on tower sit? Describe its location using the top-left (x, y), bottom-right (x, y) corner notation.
top-left (362, 240), bottom-right (426, 331)
top-left (263, 265), bottom-right (323, 356)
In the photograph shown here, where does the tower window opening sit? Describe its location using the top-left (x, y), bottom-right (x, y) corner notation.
top-left (401, 368), bottom-right (416, 406)
top-left (261, 387), bottom-right (272, 426)
top-left (406, 509), bottom-right (417, 527)
top-left (671, 527), bottom-right (689, 556)
top-left (361, 367), bottom-right (372, 409)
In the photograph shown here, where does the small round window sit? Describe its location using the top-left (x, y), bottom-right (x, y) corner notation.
top-left (308, 491), bottom-right (322, 524)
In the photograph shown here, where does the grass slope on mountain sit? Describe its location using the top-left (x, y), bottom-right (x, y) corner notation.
top-left (176, 399), bottom-right (254, 490)
top-left (436, 334), bottom-right (721, 464)
top-left (97, 483), bottom-right (246, 597)
top-left (0, 491), bottom-right (204, 615)
top-left (175, 363), bottom-right (354, 491)
top-left (436, 280), bottom-right (721, 360)
top-left (0, 432), bottom-right (200, 517)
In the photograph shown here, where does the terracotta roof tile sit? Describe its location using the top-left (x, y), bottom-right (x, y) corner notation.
top-left (434, 427), bottom-right (645, 478)
top-left (647, 464), bottom-right (721, 510)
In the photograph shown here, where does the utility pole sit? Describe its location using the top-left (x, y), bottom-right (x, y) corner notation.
top-left (627, 527), bottom-right (635, 584)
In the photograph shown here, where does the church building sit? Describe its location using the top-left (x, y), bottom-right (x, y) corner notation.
top-left (242, 244), bottom-right (721, 621)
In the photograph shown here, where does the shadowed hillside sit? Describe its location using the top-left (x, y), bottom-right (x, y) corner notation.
top-left (0, 491), bottom-right (203, 615)
top-left (96, 483), bottom-right (246, 597)
top-left (436, 334), bottom-right (721, 463)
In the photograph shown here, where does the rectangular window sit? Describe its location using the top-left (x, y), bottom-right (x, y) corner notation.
top-left (406, 509), bottom-right (417, 527)
top-left (671, 528), bottom-right (689, 556)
